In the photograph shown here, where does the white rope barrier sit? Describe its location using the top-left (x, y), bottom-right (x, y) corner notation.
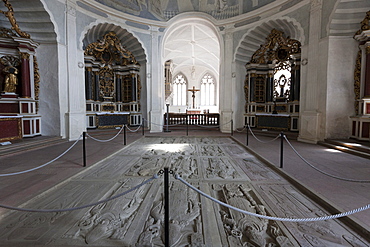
top-left (235, 126), bottom-right (247, 132)
top-left (86, 124), bottom-right (125, 142)
top-left (0, 135), bottom-right (82, 177)
top-left (126, 125), bottom-right (142, 133)
top-left (284, 136), bottom-right (370, 183)
top-left (0, 175), bottom-right (158, 212)
top-left (175, 174), bottom-right (370, 222)
top-left (247, 125), bottom-right (280, 143)
top-left (194, 124), bottom-right (220, 128)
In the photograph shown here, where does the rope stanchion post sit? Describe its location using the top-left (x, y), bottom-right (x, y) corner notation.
top-left (83, 132), bottom-right (86, 167)
top-left (123, 125), bottom-right (127, 145)
top-left (280, 131), bottom-right (284, 168)
top-left (164, 104), bottom-right (171, 132)
top-left (246, 123), bottom-right (249, 146)
top-left (142, 117), bottom-right (145, 136)
top-left (231, 119), bottom-right (234, 136)
top-left (164, 167), bottom-right (170, 247)
top-left (186, 116), bottom-right (189, 136)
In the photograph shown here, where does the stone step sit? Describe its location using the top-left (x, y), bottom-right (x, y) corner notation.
top-left (0, 136), bottom-right (66, 157)
top-left (318, 139), bottom-right (370, 160)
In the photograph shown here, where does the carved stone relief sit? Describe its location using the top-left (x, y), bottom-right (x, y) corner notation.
top-left (0, 137), bottom-right (368, 246)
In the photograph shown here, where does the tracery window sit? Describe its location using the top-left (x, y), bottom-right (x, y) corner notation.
top-left (200, 73), bottom-right (215, 106)
top-left (172, 74), bottom-right (187, 106)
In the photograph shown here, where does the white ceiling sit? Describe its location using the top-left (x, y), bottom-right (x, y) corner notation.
top-left (163, 22), bottom-right (220, 76)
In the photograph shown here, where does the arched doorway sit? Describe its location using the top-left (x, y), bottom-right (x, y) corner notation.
top-left (163, 16), bottom-right (221, 114)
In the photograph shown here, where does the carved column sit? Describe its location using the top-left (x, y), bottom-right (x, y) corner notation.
top-left (131, 73), bottom-right (137, 102)
top-left (290, 56), bottom-right (301, 102)
top-left (266, 72), bottom-right (274, 102)
top-left (249, 74), bottom-right (256, 103)
top-left (20, 53), bottom-right (31, 98)
top-left (85, 67), bottom-right (93, 100)
top-left (116, 74), bottom-right (122, 102)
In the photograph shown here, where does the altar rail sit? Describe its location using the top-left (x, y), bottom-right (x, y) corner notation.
top-left (164, 113), bottom-right (219, 129)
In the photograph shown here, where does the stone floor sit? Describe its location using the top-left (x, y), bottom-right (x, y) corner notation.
top-left (0, 135), bottom-right (369, 246)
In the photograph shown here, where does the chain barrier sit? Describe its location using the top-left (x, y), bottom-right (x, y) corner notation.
top-left (247, 125), bottom-right (280, 143)
top-left (0, 135), bottom-right (83, 177)
top-left (175, 174), bottom-right (370, 222)
top-left (284, 136), bottom-right (370, 183)
top-left (86, 124), bottom-right (125, 142)
top-left (0, 175), bottom-right (158, 213)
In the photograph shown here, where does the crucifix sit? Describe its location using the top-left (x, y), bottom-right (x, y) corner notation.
top-left (188, 86), bottom-right (200, 109)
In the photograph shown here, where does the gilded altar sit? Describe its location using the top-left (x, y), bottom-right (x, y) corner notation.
top-left (84, 32), bottom-right (142, 128)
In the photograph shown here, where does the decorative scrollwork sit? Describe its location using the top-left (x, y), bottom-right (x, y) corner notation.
top-left (34, 56), bottom-right (40, 105)
top-left (84, 31), bottom-right (138, 66)
top-left (355, 10), bottom-right (370, 36)
top-left (0, 0), bottom-right (30, 39)
top-left (353, 49), bottom-right (361, 115)
top-left (249, 29), bottom-right (301, 64)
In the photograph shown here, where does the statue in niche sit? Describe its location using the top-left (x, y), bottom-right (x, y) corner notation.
top-left (2, 65), bottom-right (18, 93)
top-left (0, 55), bottom-right (20, 93)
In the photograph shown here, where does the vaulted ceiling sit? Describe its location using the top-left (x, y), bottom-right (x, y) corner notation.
top-left (163, 20), bottom-right (220, 75)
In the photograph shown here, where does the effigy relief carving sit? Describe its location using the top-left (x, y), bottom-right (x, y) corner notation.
top-left (136, 181), bottom-right (204, 246)
top-left (212, 183), bottom-right (294, 246)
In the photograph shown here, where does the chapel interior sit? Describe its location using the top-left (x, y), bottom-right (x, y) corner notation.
top-left (0, 0), bottom-right (370, 246)
top-left (0, 0), bottom-right (369, 143)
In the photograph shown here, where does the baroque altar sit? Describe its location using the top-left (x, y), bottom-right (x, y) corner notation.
top-left (84, 32), bottom-right (142, 128)
top-left (0, 0), bottom-right (41, 141)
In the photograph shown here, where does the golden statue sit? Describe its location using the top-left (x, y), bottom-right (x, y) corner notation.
top-left (3, 65), bottom-right (18, 93)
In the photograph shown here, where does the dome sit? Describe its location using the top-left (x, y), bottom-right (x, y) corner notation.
top-left (93, 0), bottom-right (281, 21)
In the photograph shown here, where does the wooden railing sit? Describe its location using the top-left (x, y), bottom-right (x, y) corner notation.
top-left (164, 113), bottom-right (220, 128)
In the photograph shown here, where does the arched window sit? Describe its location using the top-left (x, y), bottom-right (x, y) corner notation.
top-left (200, 73), bottom-right (215, 106)
top-left (172, 74), bottom-right (187, 106)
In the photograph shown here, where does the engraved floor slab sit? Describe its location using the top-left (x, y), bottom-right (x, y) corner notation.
top-left (0, 137), bottom-right (368, 246)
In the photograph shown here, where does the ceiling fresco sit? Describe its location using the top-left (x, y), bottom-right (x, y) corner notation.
top-left (94, 0), bottom-right (277, 20)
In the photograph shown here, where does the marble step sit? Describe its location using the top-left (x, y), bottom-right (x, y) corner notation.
top-left (0, 136), bottom-right (66, 157)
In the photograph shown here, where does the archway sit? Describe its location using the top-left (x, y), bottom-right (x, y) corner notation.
top-left (163, 16), bottom-right (221, 114)
top-left (82, 23), bottom-right (147, 128)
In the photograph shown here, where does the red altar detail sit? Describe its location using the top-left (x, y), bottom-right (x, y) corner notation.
top-left (186, 110), bottom-right (201, 114)
top-left (20, 54), bottom-right (31, 98)
top-left (0, 117), bottom-right (21, 141)
top-left (0, 102), bottom-right (18, 113)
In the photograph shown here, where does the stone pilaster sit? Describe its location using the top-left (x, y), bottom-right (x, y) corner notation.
top-left (148, 26), bottom-right (163, 132)
top-left (65, 1), bottom-right (86, 140)
top-left (220, 25), bottom-right (234, 133)
top-left (298, 0), bottom-right (322, 143)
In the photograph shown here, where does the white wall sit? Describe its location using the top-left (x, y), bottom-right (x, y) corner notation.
top-left (325, 36), bottom-right (357, 139)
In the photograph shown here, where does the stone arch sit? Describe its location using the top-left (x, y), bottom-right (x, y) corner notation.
top-left (81, 22), bottom-right (147, 64)
top-left (234, 17), bottom-right (305, 64)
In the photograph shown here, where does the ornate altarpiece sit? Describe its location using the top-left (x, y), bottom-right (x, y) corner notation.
top-left (244, 29), bottom-right (301, 131)
top-left (352, 10), bottom-right (370, 140)
top-left (0, 0), bottom-right (41, 141)
top-left (84, 32), bottom-right (142, 128)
